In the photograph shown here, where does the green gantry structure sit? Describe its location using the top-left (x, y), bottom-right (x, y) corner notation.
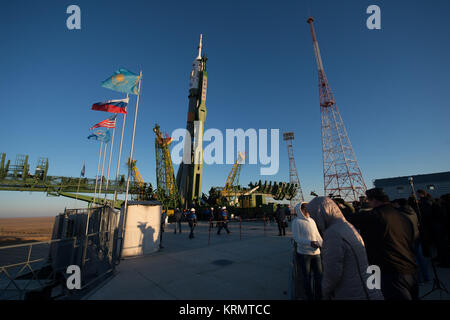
top-left (0, 153), bottom-right (153, 209)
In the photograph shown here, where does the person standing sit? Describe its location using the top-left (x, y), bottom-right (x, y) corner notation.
top-left (307, 197), bottom-right (384, 300)
top-left (441, 194), bottom-right (450, 266)
top-left (160, 209), bottom-right (167, 249)
top-left (417, 189), bottom-right (434, 257)
top-left (187, 208), bottom-right (197, 239)
top-left (174, 208), bottom-right (183, 234)
top-left (392, 198), bottom-right (430, 283)
top-left (203, 207), bottom-right (210, 221)
top-left (275, 204), bottom-right (287, 236)
top-left (349, 188), bottom-right (418, 300)
top-left (209, 207), bottom-right (215, 229)
top-left (292, 202), bottom-right (323, 300)
top-left (217, 206), bottom-right (231, 235)
top-left (431, 197), bottom-right (449, 266)
top-left (285, 205), bottom-right (292, 222)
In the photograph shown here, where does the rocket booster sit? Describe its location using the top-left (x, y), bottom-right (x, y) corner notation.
top-left (176, 34), bottom-right (208, 207)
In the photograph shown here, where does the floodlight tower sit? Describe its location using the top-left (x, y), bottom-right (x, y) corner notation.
top-left (307, 17), bottom-right (367, 201)
top-left (283, 132), bottom-right (304, 209)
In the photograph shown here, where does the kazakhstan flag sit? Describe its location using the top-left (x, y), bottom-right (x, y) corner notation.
top-left (102, 69), bottom-right (141, 95)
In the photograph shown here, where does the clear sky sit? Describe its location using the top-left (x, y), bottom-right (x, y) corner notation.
top-left (1, 0), bottom-right (449, 217)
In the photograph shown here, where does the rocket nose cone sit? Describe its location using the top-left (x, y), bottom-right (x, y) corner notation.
top-left (196, 34), bottom-right (203, 60)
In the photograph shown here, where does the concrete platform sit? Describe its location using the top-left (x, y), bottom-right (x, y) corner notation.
top-left (87, 220), bottom-right (291, 300)
top-left (86, 220), bottom-right (450, 300)
top-left (418, 266), bottom-right (450, 300)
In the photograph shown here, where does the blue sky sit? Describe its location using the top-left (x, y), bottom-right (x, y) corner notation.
top-left (1, 0), bottom-right (449, 217)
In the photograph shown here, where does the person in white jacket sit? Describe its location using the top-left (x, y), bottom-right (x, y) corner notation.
top-left (292, 202), bottom-right (324, 300)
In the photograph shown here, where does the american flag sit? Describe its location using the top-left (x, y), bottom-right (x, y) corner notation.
top-left (90, 115), bottom-right (117, 130)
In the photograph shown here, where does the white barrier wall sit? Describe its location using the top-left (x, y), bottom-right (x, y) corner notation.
top-left (120, 202), bottom-right (161, 257)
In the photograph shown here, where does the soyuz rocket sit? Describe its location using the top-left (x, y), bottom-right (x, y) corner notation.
top-left (176, 34), bottom-right (208, 207)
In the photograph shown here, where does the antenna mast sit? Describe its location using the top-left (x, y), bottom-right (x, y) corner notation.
top-left (307, 17), bottom-right (367, 201)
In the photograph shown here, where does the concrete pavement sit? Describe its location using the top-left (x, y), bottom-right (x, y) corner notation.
top-left (87, 220), bottom-right (292, 300)
top-left (86, 220), bottom-right (450, 300)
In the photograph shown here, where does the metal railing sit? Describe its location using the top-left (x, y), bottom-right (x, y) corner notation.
top-left (0, 237), bottom-right (75, 299)
top-left (0, 206), bottom-right (119, 300)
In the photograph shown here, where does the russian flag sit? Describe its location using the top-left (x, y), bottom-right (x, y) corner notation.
top-left (91, 97), bottom-right (129, 114)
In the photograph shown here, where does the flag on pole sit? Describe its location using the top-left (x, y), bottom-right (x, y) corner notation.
top-left (90, 114), bottom-right (117, 130)
top-left (88, 129), bottom-right (111, 143)
top-left (81, 163), bottom-right (85, 177)
top-left (101, 69), bottom-right (141, 95)
top-left (91, 98), bottom-right (129, 114)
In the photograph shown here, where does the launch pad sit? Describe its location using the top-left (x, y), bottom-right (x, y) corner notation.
top-left (86, 221), bottom-right (292, 300)
top-left (1, 18), bottom-right (376, 301)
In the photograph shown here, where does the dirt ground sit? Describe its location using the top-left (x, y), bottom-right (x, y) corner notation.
top-left (0, 216), bottom-right (54, 247)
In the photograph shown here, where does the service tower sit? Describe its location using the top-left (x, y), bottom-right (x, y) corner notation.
top-left (176, 34), bottom-right (208, 207)
top-left (307, 17), bottom-right (367, 201)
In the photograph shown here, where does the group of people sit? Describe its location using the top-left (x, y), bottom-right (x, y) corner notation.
top-left (171, 206), bottom-right (232, 239)
top-left (172, 207), bottom-right (198, 239)
top-left (290, 188), bottom-right (450, 300)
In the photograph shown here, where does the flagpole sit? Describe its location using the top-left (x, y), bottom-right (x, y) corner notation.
top-left (75, 176), bottom-right (82, 207)
top-left (98, 141), bottom-right (108, 203)
top-left (93, 141), bottom-right (103, 205)
top-left (74, 161), bottom-right (84, 207)
top-left (123, 71), bottom-right (142, 233)
top-left (114, 94), bottom-right (129, 202)
top-left (104, 126), bottom-right (116, 197)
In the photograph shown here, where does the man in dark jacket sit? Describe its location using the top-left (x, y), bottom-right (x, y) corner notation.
top-left (174, 208), bottom-right (183, 234)
top-left (392, 199), bottom-right (419, 243)
top-left (208, 207), bottom-right (215, 229)
top-left (348, 188), bottom-right (418, 300)
top-left (217, 207), bottom-right (231, 235)
top-left (275, 205), bottom-right (286, 236)
top-left (187, 208), bottom-right (197, 239)
top-left (431, 197), bottom-right (449, 266)
top-left (392, 198), bottom-right (430, 283)
top-left (285, 205), bottom-right (292, 222)
top-left (441, 194), bottom-right (450, 265)
top-left (416, 190), bottom-right (434, 256)
top-left (160, 210), bottom-right (167, 249)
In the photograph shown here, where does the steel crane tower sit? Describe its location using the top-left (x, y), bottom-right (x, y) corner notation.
top-left (154, 124), bottom-right (181, 211)
top-left (307, 17), bottom-right (367, 201)
top-left (282, 132), bottom-right (304, 210)
top-left (127, 158), bottom-right (146, 201)
top-left (224, 152), bottom-right (245, 193)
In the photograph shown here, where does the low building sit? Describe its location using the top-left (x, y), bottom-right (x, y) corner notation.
top-left (373, 171), bottom-right (450, 200)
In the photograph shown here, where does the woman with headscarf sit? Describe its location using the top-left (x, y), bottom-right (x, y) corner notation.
top-left (306, 197), bottom-right (384, 300)
top-left (292, 202), bottom-right (323, 300)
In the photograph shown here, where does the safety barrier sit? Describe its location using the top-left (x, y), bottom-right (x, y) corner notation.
top-left (174, 214), bottom-right (294, 246)
top-left (0, 206), bottom-right (119, 300)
